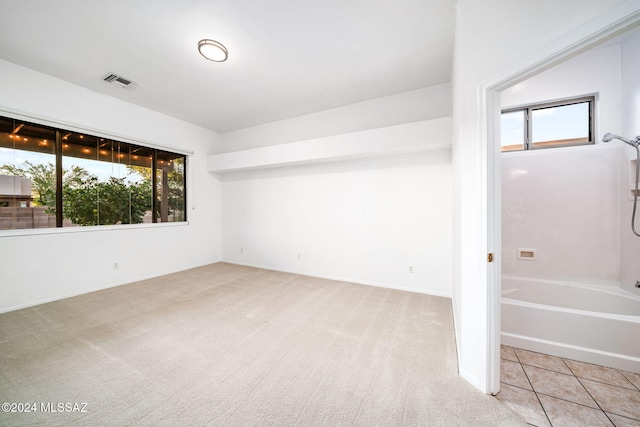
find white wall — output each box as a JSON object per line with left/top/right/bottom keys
{"left": 0, "top": 59, "right": 223, "bottom": 313}
{"left": 453, "top": 0, "right": 636, "bottom": 392}
{"left": 219, "top": 84, "right": 451, "bottom": 152}
{"left": 221, "top": 151, "right": 452, "bottom": 297}
{"left": 216, "top": 81, "right": 453, "bottom": 296}
{"left": 620, "top": 28, "right": 640, "bottom": 292}
{"left": 500, "top": 44, "right": 624, "bottom": 285}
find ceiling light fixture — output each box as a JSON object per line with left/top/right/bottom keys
{"left": 198, "top": 39, "right": 228, "bottom": 62}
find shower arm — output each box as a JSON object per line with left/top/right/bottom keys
{"left": 602, "top": 132, "right": 640, "bottom": 147}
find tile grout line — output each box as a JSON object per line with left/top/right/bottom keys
{"left": 558, "top": 357, "right": 605, "bottom": 412}
{"left": 608, "top": 413, "right": 640, "bottom": 423}
{"left": 500, "top": 375, "right": 621, "bottom": 417}
{"left": 504, "top": 346, "right": 640, "bottom": 426}
{"left": 573, "top": 375, "right": 639, "bottom": 391}
{"left": 573, "top": 376, "right": 618, "bottom": 426}
{"left": 529, "top": 360, "right": 640, "bottom": 394}
{"left": 612, "top": 366, "right": 640, "bottom": 422}
{"left": 533, "top": 389, "right": 609, "bottom": 412}
{"left": 577, "top": 375, "right": 640, "bottom": 423}
{"left": 563, "top": 355, "right": 639, "bottom": 391}
{"left": 514, "top": 348, "right": 640, "bottom": 394}
{"left": 512, "top": 350, "right": 553, "bottom": 427}
{"left": 617, "top": 370, "right": 640, "bottom": 392}
{"left": 562, "top": 356, "right": 640, "bottom": 423}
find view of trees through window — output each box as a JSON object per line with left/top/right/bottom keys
{"left": 0, "top": 116, "right": 186, "bottom": 230}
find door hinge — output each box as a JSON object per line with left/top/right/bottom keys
{"left": 487, "top": 253, "right": 494, "bottom": 263}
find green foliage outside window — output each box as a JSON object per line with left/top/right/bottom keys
{"left": 0, "top": 162, "right": 151, "bottom": 225}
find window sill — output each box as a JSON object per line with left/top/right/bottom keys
{"left": 0, "top": 221, "right": 189, "bottom": 238}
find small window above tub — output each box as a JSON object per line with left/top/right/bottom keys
{"left": 501, "top": 95, "right": 595, "bottom": 152}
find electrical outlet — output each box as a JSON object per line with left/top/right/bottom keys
{"left": 113, "top": 262, "right": 120, "bottom": 270}
{"left": 297, "top": 253, "right": 301, "bottom": 261}
{"left": 240, "top": 247, "right": 244, "bottom": 254}
{"left": 408, "top": 265, "right": 414, "bottom": 274}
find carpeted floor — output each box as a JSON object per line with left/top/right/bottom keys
{"left": 0, "top": 262, "right": 524, "bottom": 426}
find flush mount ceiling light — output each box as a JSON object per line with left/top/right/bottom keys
{"left": 198, "top": 39, "right": 228, "bottom": 62}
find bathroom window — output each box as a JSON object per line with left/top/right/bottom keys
{"left": 501, "top": 96, "right": 595, "bottom": 152}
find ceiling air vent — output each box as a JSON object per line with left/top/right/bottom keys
{"left": 101, "top": 73, "right": 138, "bottom": 90}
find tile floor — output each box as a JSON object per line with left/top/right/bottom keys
{"left": 496, "top": 345, "right": 640, "bottom": 427}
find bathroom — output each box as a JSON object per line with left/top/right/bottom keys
{"left": 499, "top": 26, "right": 640, "bottom": 373}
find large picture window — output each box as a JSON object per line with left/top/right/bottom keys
{"left": 501, "top": 96, "right": 595, "bottom": 152}
{"left": 0, "top": 115, "right": 186, "bottom": 230}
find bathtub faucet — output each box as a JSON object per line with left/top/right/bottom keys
{"left": 636, "top": 281, "right": 640, "bottom": 288}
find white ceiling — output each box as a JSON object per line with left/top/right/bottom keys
{"left": 0, "top": 0, "right": 455, "bottom": 133}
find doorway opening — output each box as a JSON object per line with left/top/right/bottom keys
{"left": 485, "top": 10, "right": 640, "bottom": 396}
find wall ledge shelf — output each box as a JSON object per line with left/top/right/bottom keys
{"left": 207, "top": 117, "right": 452, "bottom": 173}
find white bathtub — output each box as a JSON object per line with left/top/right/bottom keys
{"left": 501, "top": 276, "right": 640, "bottom": 372}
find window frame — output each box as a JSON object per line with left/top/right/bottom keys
{"left": 0, "top": 111, "right": 191, "bottom": 234}
{"left": 501, "top": 95, "right": 596, "bottom": 152}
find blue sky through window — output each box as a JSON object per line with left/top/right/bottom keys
{"left": 501, "top": 101, "right": 590, "bottom": 149}
{"left": 501, "top": 111, "right": 524, "bottom": 148}
{"left": 532, "top": 103, "right": 588, "bottom": 143}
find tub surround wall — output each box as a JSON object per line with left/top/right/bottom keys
{"left": 621, "top": 28, "right": 640, "bottom": 293}
{"left": 502, "top": 145, "right": 621, "bottom": 286}
{"left": 501, "top": 36, "right": 640, "bottom": 289}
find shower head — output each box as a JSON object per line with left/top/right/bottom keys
{"left": 602, "top": 133, "right": 629, "bottom": 143}
{"left": 602, "top": 133, "right": 640, "bottom": 147}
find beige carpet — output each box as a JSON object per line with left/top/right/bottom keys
{"left": 0, "top": 263, "right": 524, "bottom": 426}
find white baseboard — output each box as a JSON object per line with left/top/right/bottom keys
{"left": 0, "top": 259, "right": 221, "bottom": 314}
{"left": 221, "top": 260, "right": 452, "bottom": 299}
